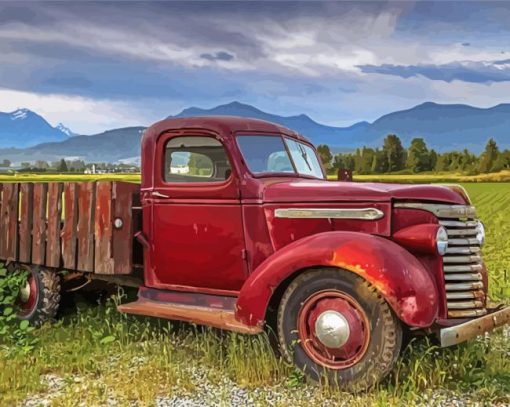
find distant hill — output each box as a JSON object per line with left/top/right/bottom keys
{"left": 172, "top": 101, "right": 510, "bottom": 151}
{"left": 0, "top": 101, "right": 509, "bottom": 164}
{"left": 0, "top": 109, "right": 70, "bottom": 148}
{"left": 171, "top": 101, "right": 371, "bottom": 147}
{"left": 349, "top": 102, "right": 510, "bottom": 152}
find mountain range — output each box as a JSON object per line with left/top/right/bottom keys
{"left": 0, "top": 109, "right": 70, "bottom": 148}
{"left": 0, "top": 101, "right": 509, "bottom": 164}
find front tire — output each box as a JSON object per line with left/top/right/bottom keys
{"left": 17, "top": 266, "right": 61, "bottom": 327}
{"left": 277, "top": 268, "right": 402, "bottom": 391}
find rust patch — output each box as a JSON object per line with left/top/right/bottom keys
{"left": 118, "top": 299, "right": 262, "bottom": 335}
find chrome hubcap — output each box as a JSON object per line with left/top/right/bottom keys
{"left": 19, "top": 281, "right": 31, "bottom": 303}
{"left": 314, "top": 310, "right": 350, "bottom": 348}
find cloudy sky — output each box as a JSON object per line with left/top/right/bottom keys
{"left": 1, "top": 1, "right": 510, "bottom": 134}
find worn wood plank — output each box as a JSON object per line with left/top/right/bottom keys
{"left": 45, "top": 183, "right": 63, "bottom": 268}
{"left": 94, "top": 182, "right": 114, "bottom": 274}
{"left": 77, "top": 182, "right": 95, "bottom": 272}
{"left": 19, "top": 183, "right": 34, "bottom": 263}
{"left": 1, "top": 183, "right": 20, "bottom": 261}
{"left": 61, "top": 183, "right": 78, "bottom": 270}
{"left": 0, "top": 183, "right": 6, "bottom": 259}
{"left": 32, "top": 183, "right": 48, "bottom": 265}
{"left": 112, "top": 182, "right": 138, "bottom": 274}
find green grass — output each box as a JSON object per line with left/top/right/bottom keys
{"left": 0, "top": 173, "right": 140, "bottom": 183}
{"left": 0, "top": 180, "right": 509, "bottom": 406}
{"left": 328, "top": 170, "right": 510, "bottom": 183}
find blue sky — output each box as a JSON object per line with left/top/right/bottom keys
{"left": 1, "top": 1, "right": 510, "bottom": 134}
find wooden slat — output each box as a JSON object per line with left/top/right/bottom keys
{"left": 45, "top": 183, "right": 63, "bottom": 268}
{"left": 112, "top": 182, "right": 138, "bottom": 274}
{"left": 0, "top": 183, "right": 19, "bottom": 261}
{"left": 32, "top": 183, "right": 48, "bottom": 265}
{"left": 94, "top": 182, "right": 114, "bottom": 274}
{"left": 0, "top": 183, "right": 6, "bottom": 259}
{"left": 77, "top": 182, "right": 95, "bottom": 272}
{"left": 61, "top": 183, "right": 78, "bottom": 270}
{"left": 19, "top": 183, "right": 34, "bottom": 263}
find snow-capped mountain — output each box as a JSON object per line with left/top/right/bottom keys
{"left": 0, "top": 108, "right": 70, "bottom": 148}
{"left": 0, "top": 101, "right": 509, "bottom": 164}
{"left": 56, "top": 123, "right": 77, "bottom": 137}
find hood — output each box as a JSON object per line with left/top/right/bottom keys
{"left": 260, "top": 179, "right": 467, "bottom": 205}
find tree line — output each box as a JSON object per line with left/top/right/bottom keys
{"left": 317, "top": 136, "right": 509, "bottom": 175}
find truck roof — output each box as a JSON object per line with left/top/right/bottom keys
{"left": 142, "top": 115, "right": 312, "bottom": 145}
{"left": 141, "top": 116, "right": 315, "bottom": 189}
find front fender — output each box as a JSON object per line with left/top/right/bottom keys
{"left": 236, "top": 231, "right": 439, "bottom": 328}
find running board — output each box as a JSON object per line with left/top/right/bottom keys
{"left": 118, "top": 288, "right": 262, "bottom": 335}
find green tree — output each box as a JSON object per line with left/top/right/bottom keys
{"left": 359, "top": 147, "right": 375, "bottom": 174}
{"left": 57, "top": 159, "right": 68, "bottom": 172}
{"left": 370, "top": 149, "right": 388, "bottom": 173}
{"left": 0, "top": 159, "right": 11, "bottom": 168}
{"left": 429, "top": 149, "right": 438, "bottom": 171}
{"left": 34, "top": 160, "right": 49, "bottom": 170}
{"left": 317, "top": 145, "right": 333, "bottom": 170}
{"left": 479, "top": 138, "right": 499, "bottom": 173}
{"left": 382, "top": 134, "right": 405, "bottom": 172}
{"left": 334, "top": 153, "right": 355, "bottom": 171}
{"left": 406, "top": 138, "right": 431, "bottom": 172}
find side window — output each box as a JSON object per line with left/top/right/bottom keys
{"left": 164, "top": 136, "right": 232, "bottom": 183}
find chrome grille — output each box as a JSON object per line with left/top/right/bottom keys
{"left": 439, "top": 218, "right": 487, "bottom": 318}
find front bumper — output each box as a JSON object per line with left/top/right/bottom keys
{"left": 440, "top": 305, "right": 510, "bottom": 347}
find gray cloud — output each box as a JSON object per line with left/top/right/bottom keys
{"left": 359, "top": 59, "right": 510, "bottom": 83}
{"left": 200, "top": 51, "right": 234, "bottom": 62}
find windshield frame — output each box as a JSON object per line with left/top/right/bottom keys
{"left": 235, "top": 132, "right": 326, "bottom": 180}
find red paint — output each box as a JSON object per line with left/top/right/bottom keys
{"left": 130, "top": 116, "right": 478, "bottom": 331}
{"left": 18, "top": 274, "right": 37, "bottom": 316}
{"left": 298, "top": 290, "right": 370, "bottom": 369}
{"left": 393, "top": 224, "right": 442, "bottom": 255}
{"left": 236, "top": 231, "right": 439, "bottom": 328}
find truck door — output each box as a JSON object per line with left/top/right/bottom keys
{"left": 147, "top": 133, "right": 247, "bottom": 292}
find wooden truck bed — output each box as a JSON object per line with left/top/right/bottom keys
{"left": 0, "top": 181, "right": 140, "bottom": 275}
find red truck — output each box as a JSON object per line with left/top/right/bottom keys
{"left": 2, "top": 116, "right": 509, "bottom": 389}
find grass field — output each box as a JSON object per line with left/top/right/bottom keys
{"left": 0, "top": 180, "right": 509, "bottom": 406}
{"left": 328, "top": 170, "right": 510, "bottom": 183}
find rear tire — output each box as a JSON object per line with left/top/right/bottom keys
{"left": 277, "top": 268, "right": 402, "bottom": 391}
{"left": 17, "top": 266, "right": 61, "bottom": 327}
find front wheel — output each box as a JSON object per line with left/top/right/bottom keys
{"left": 277, "top": 268, "right": 402, "bottom": 391}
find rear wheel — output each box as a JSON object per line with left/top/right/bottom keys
{"left": 17, "top": 265, "right": 61, "bottom": 327}
{"left": 277, "top": 268, "right": 402, "bottom": 390}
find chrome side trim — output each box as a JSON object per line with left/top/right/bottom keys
{"left": 274, "top": 208, "right": 384, "bottom": 220}
{"left": 394, "top": 203, "right": 476, "bottom": 219}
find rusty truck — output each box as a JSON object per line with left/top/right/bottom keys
{"left": 2, "top": 116, "right": 509, "bottom": 389}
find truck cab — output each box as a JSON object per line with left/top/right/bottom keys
{"left": 5, "top": 116, "right": 509, "bottom": 390}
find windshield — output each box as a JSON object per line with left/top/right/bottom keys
{"left": 236, "top": 135, "right": 325, "bottom": 179}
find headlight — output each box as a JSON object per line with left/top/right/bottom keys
{"left": 476, "top": 221, "right": 485, "bottom": 246}
{"left": 436, "top": 226, "right": 448, "bottom": 255}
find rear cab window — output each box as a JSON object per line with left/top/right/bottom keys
{"left": 164, "top": 136, "right": 232, "bottom": 183}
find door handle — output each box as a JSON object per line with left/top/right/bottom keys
{"left": 151, "top": 191, "right": 170, "bottom": 199}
